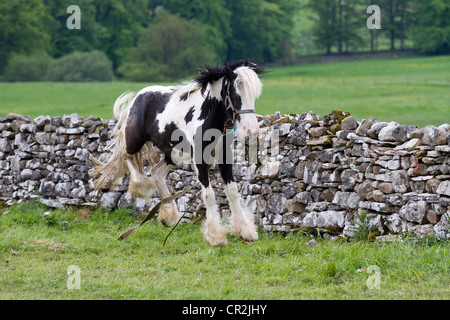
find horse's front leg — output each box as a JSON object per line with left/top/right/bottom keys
{"left": 197, "top": 163, "right": 228, "bottom": 246}
{"left": 220, "top": 164, "right": 258, "bottom": 242}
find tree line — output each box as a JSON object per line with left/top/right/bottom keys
{"left": 308, "top": 0, "right": 450, "bottom": 56}
{"left": 0, "top": 0, "right": 449, "bottom": 82}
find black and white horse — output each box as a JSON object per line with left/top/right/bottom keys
{"left": 92, "top": 60, "right": 264, "bottom": 246}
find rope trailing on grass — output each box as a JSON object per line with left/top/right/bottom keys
{"left": 117, "top": 186, "right": 193, "bottom": 241}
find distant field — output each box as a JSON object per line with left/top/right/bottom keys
{"left": 262, "top": 55, "right": 450, "bottom": 127}
{"left": 0, "top": 55, "right": 449, "bottom": 127}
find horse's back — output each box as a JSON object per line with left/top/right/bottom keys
{"left": 125, "top": 86, "right": 175, "bottom": 155}
{"left": 124, "top": 83, "right": 207, "bottom": 159}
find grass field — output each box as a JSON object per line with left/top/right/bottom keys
{"left": 0, "top": 55, "right": 449, "bottom": 127}
{"left": 1, "top": 200, "right": 449, "bottom": 300}
{"left": 263, "top": 55, "right": 450, "bottom": 127}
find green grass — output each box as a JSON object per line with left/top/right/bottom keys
{"left": 0, "top": 82, "right": 146, "bottom": 120}
{"left": 1, "top": 200, "right": 449, "bottom": 299}
{"left": 0, "top": 55, "right": 449, "bottom": 127}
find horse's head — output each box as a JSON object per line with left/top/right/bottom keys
{"left": 196, "top": 60, "right": 264, "bottom": 139}
{"left": 222, "top": 61, "right": 264, "bottom": 139}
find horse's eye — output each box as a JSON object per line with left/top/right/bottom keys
{"left": 234, "top": 94, "right": 241, "bottom": 101}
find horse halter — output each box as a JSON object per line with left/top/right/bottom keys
{"left": 223, "top": 80, "right": 255, "bottom": 130}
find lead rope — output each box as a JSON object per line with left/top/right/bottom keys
{"left": 118, "top": 186, "right": 193, "bottom": 241}
{"left": 162, "top": 187, "right": 202, "bottom": 246}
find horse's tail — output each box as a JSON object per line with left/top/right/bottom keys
{"left": 113, "top": 91, "right": 134, "bottom": 123}
{"left": 91, "top": 92, "right": 157, "bottom": 194}
{"left": 90, "top": 91, "right": 136, "bottom": 192}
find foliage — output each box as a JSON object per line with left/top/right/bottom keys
{"left": 440, "top": 212, "right": 450, "bottom": 239}
{"left": 1, "top": 0, "right": 449, "bottom": 82}
{"left": 0, "top": 0, "right": 51, "bottom": 73}
{"left": 308, "top": 0, "right": 337, "bottom": 54}
{"left": 93, "top": 0, "right": 149, "bottom": 69}
{"left": 350, "top": 212, "right": 376, "bottom": 241}
{"left": 3, "top": 54, "right": 53, "bottom": 82}
{"left": 227, "top": 0, "right": 299, "bottom": 63}
{"left": 118, "top": 11, "right": 216, "bottom": 82}
{"left": 44, "top": 0, "right": 104, "bottom": 58}
{"left": 412, "top": 0, "right": 450, "bottom": 53}
{"left": 152, "top": 0, "right": 231, "bottom": 63}
{"left": 43, "top": 0, "right": 149, "bottom": 69}
{"left": 308, "top": 0, "right": 408, "bottom": 54}
{"left": 305, "top": 0, "right": 449, "bottom": 55}
{"left": 45, "top": 51, "right": 114, "bottom": 82}
{"left": 0, "top": 0, "right": 300, "bottom": 81}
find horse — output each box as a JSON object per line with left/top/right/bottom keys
{"left": 91, "top": 60, "right": 264, "bottom": 246}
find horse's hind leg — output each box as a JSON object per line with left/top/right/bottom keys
{"left": 152, "top": 159, "right": 181, "bottom": 227}
{"left": 126, "top": 158, "right": 156, "bottom": 201}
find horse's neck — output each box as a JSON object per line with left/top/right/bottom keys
{"left": 209, "top": 77, "right": 225, "bottom": 102}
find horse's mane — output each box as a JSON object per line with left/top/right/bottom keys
{"left": 194, "top": 60, "right": 265, "bottom": 88}
{"left": 171, "top": 61, "right": 264, "bottom": 102}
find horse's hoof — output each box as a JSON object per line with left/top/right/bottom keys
{"left": 231, "top": 224, "right": 258, "bottom": 242}
{"left": 206, "top": 238, "right": 228, "bottom": 247}
{"left": 159, "top": 218, "right": 170, "bottom": 228}
{"left": 201, "top": 227, "right": 228, "bottom": 247}
{"left": 158, "top": 216, "right": 179, "bottom": 227}
{"left": 158, "top": 204, "right": 181, "bottom": 227}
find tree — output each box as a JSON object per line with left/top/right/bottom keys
{"left": 308, "top": 0, "right": 337, "bottom": 54}
{"left": 396, "top": 0, "right": 416, "bottom": 50}
{"left": 365, "top": 0, "right": 382, "bottom": 53}
{"left": 118, "top": 11, "right": 216, "bottom": 81}
{"left": 94, "top": 0, "right": 150, "bottom": 70}
{"left": 45, "top": 51, "right": 114, "bottom": 81}
{"left": 412, "top": 0, "right": 450, "bottom": 53}
{"left": 0, "top": 0, "right": 51, "bottom": 73}
{"left": 308, "top": 0, "right": 365, "bottom": 55}
{"left": 43, "top": 0, "right": 105, "bottom": 58}
{"left": 376, "top": 0, "right": 417, "bottom": 51}
{"left": 290, "top": 0, "right": 321, "bottom": 57}
{"left": 43, "top": 0, "right": 150, "bottom": 70}
{"left": 336, "top": 0, "right": 365, "bottom": 54}
{"left": 3, "top": 53, "right": 53, "bottom": 81}
{"left": 379, "top": 0, "right": 398, "bottom": 50}
{"left": 227, "top": 0, "right": 299, "bottom": 63}
{"left": 150, "top": 0, "right": 231, "bottom": 62}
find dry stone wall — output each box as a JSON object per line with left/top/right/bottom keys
{"left": 1, "top": 111, "right": 449, "bottom": 240}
